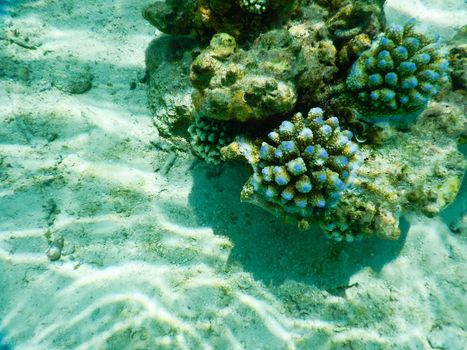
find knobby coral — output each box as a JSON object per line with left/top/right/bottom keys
{"left": 188, "top": 115, "right": 233, "bottom": 164}
{"left": 346, "top": 20, "right": 450, "bottom": 122}
{"left": 241, "top": 108, "right": 360, "bottom": 229}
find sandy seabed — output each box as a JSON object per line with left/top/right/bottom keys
{"left": 0, "top": 1, "right": 466, "bottom": 349}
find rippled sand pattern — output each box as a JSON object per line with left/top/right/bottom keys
{"left": 0, "top": 1, "right": 466, "bottom": 349}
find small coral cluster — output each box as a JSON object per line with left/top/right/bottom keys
{"left": 242, "top": 108, "right": 360, "bottom": 228}
{"left": 239, "top": 0, "right": 268, "bottom": 14}
{"left": 346, "top": 21, "right": 450, "bottom": 121}
{"left": 188, "top": 115, "right": 233, "bottom": 164}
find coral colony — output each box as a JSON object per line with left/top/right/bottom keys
{"left": 144, "top": 1, "right": 465, "bottom": 241}
{"left": 188, "top": 115, "right": 234, "bottom": 165}
{"left": 243, "top": 108, "right": 360, "bottom": 230}
{"left": 346, "top": 21, "right": 450, "bottom": 122}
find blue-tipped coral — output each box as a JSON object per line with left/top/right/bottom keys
{"left": 346, "top": 20, "right": 450, "bottom": 122}
{"left": 188, "top": 115, "right": 233, "bottom": 164}
{"left": 241, "top": 108, "right": 360, "bottom": 229}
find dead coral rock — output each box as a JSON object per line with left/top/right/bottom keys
{"left": 190, "top": 26, "right": 340, "bottom": 121}
{"left": 146, "top": 35, "right": 197, "bottom": 138}
{"left": 321, "top": 192, "right": 401, "bottom": 241}
{"left": 143, "top": 0, "right": 197, "bottom": 36}
{"left": 337, "top": 32, "right": 371, "bottom": 68}
{"left": 326, "top": 0, "right": 385, "bottom": 41}
{"left": 190, "top": 32, "right": 298, "bottom": 122}
{"left": 296, "top": 36, "right": 338, "bottom": 106}
{"left": 449, "top": 44, "right": 467, "bottom": 91}
{"left": 51, "top": 64, "right": 93, "bottom": 94}
{"left": 323, "top": 0, "right": 385, "bottom": 67}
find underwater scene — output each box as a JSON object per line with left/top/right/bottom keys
{"left": 0, "top": 0, "right": 466, "bottom": 349}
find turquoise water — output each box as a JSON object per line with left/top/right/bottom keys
{"left": 0, "top": 1, "right": 466, "bottom": 349}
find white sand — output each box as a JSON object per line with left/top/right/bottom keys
{"left": 385, "top": 0, "right": 467, "bottom": 39}
{"left": 0, "top": 1, "right": 466, "bottom": 349}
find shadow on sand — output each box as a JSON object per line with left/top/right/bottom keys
{"left": 188, "top": 160, "right": 409, "bottom": 295}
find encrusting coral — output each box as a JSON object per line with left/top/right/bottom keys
{"left": 346, "top": 20, "right": 450, "bottom": 122}
{"left": 239, "top": 107, "right": 360, "bottom": 229}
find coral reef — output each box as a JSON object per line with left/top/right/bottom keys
{"left": 188, "top": 115, "right": 234, "bottom": 164}
{"left": 346, "top": 21, "right": 450, "bottom": 122}
{"left": 144, "top": 0, "right": 465, "bottom": 241}
{"left": 321, "top": 102, "right": 466, "bottom": 241}
{"left": 143, "top": 0, "right": 298, "bottom": 41}
{"left": 237, "top": 108, "right": 360, "bottom": 229}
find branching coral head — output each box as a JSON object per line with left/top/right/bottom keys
{"left": 346, "top": 20, "right": 450, "bottom": 123}
{"left": 241, "top": 107, "right": 361, "bottom": 228}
